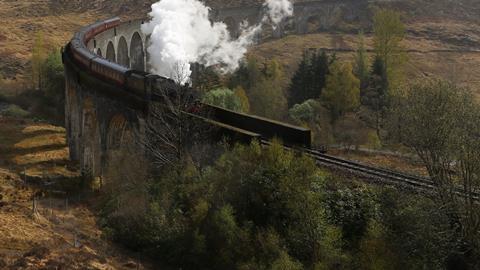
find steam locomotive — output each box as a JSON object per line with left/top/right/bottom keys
{"left": 64, "top": 17, "right": 312, "bottom": 148}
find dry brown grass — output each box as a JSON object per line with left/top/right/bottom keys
{"left": 22, "top": 124, "right": 65, "bottom": 134}
{"left": 0, "top": 0, "right": 137, "bottom": 84}
{"left": 329, "top": 148, "right": 428, "bottom": 177}
{"left": 13, "top": 148, "right": 69, "bottom": 166}
{"left": 14, "top": 133, "right": 65, "bottom": 150}
{"left": 0, "top": 116, "right": 157, "bottom": 269}
{"left": 250, "top": 25, "right": 480, "bottom": 95}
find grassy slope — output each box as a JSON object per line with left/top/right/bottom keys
{"left": 0, "top": 116, "right": 158, "bottom": 269}
{"left": 250, "top": 19, "right": 480, "bottom": 96}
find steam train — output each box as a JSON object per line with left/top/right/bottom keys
{"left": 64, "top": 17, "right": 312, "bottom": 148}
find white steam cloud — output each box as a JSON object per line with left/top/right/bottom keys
{"left": 141, "top": 0, "right": 293, "bottom": 84}
{"left": 264, "top": 0, "right": 293, "bottom": 27}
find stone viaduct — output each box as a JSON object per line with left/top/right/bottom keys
{"left": 64, "top": 0, "right": 367, "bottom": 178}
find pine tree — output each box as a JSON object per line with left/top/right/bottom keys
{"left": 288, "top": 50, "right": 331, "bottom": 108}
{"left": 354, "top": 31, "right": 369, "bottom": 93}
{"left": 288, "top": 52, "right": 310, "bottom": 107}
{"left": 363, "top": 56, "right": 389, "bottom": 135}
{"left": 311, "top": 50, "right": 330, "bottom": 99}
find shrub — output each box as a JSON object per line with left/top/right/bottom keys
{"left": 1, "top": 104, "right": 29, "bottom": 118}
{"left": 203, "top": 87, "right": 243, "bottom": 112}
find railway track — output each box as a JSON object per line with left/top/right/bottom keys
{"left": 260, "top": 140, "right": 480, "bottom": 200}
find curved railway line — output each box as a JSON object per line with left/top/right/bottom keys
{"left": 261, "top": 140, "right": 480, "bottom": 201}
{"left": 65, "top": 17, "right": 479, "bottom": 203}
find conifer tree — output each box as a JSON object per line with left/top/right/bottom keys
{"left": 363, "top": 56, "right": 389, "bottom": 135}
{"left": 311, "top": 50, "right": 330, "bottom": 99}
{"left": 288, "top": 52, "right": 310, "bottom": 107}
{"left": 288, "top": 50, "right": 331, "bottom": 108}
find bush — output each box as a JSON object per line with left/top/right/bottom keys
{"left": 102, "top": 141, "right": 346, "bottom": 269}
{"left": 289, "top": 99, "right": 320, "bottom": 123}
{"left": 1, "top": 104, "right": 30, "bottom": 118}
{"left": 101, "top": 140, "right": 473, "bottom": 270}
{"left": 203, "top": 87, "right": 243, "bottom": 112}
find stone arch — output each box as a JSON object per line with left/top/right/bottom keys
{"left": 102, "top": 113, "right": 138, "bottom": 187}
{"left": 81, "top": 98, "right": 102, "bottom": 177}
{"left": 223, "top": 17, "right": 238, "bottom": 38}
{"left": 107, "top": 114, "right": 133, "bottom": 151}
{"left": 306, "top": 14, "right": 322, "bottom": 33}
{"left": 106, "top": 41, "right": 115, "bottom": 62}
{"left": 97, "top": 48, "right": 102, "bottom": 57}
{"left": 117, "top": 36, "right": 130, "bottom": 68}
{"left": 130, "top": 32, "right": 145, "bottom": 71}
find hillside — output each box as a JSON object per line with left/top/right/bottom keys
{"left": 0, "top": 116, "right": 159, "bottom": 269}
{"left": 1, "top": 0, "right": 480, "bottom": 91}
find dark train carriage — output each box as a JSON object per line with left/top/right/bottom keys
{"left": 91, "top": 57, "right": 128, "bottom": 86}
{"left": 204, "top": 104, "right": 311, "bottom": 147}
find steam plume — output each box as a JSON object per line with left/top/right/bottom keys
{"left": 141, "top": 0, "right": 293, "bottom": 84}
{"left": 264, "top": 0, "right": 293, "bottom": 27}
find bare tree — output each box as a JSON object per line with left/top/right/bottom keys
{"left": 388, "top": 79, "right": 480, "bottom": 257}
{"left": 142, "top": 67, "right": 218, "bottom": 171}
{"left": 170, "top": 61, "right": 191, "bottom": 85}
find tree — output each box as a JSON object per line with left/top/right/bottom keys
{"left": 43, "top": 50, "right": 65, "bottom": 120}
{"left": 388, "top": 79, "right": 480, "bottom": 266}
{"left": 288, "top": 52, "right": 311, "bottom": 107}
{"left": 228, "top": 56, "right": 286, "bottom": 119}
{"left": 288, "top": 50, "right": 331, "bottom": 107}
{"left": 32, "top": 31, "right": 46, "bottom": 90}
{"left": 362, "top": 56, "right": 389, "bottom": 136}
{"left": 193, "top": 65, "right": 221, "bottom": 93}
{"left": 228, "top": 56, "right": 262, "bottom": 92}
{"left": 143, "top": 81, "right": 213, "bottom": 169}
{"left": 310, "top": 50, "right": 330, "bottom": 100}
{"left": 249, "top": 59, "right": 288, "bottom": 119}
{"left": 202, "top": 87, "right": 243, "bottom": 112}
{"left": 321, "top": 62, "right": 360, "bottom": 122}
{"left": 206, "top": 141, "right": 345, "bottom": 267}
{"left": 373, "top": 9, "right": 407, "bottom": 92}
{"left": 233, "top": 86, "right": 250, "bottom": 113}
{"left": 354, "top": 31, "right": 370, "bottom": 92}
{"left": 289, "top": 99, "right": 320, "bottom": 123}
